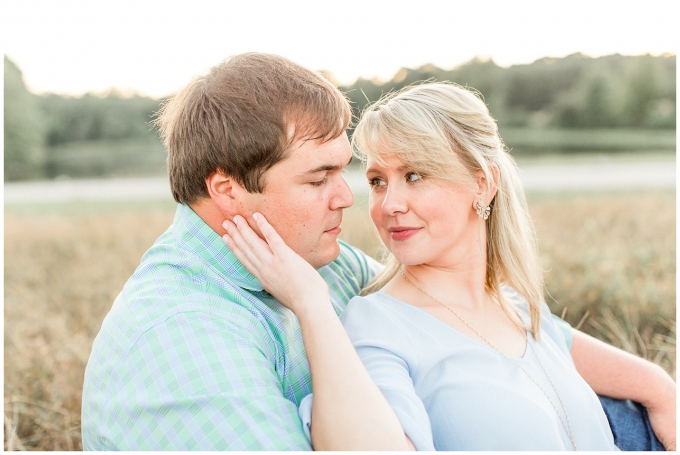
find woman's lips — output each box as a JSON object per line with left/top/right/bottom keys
{"left": 389, "top": 227, "right": 420, "bottom": 241}
{"left": 325, "top": 226, "right": 342, "bottom": 235}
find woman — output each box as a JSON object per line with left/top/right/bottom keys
{"left": 222, "top": 82, "right": 675, "bottom": 450}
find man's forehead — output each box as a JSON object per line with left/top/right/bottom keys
{"left": 299, "top": 155, "right": 353, "bottom": 175}
{"left": 287, "top": 134, "right": 351, "bottom": 170}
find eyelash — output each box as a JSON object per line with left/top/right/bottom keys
{"left": 369, "top": 172, "right": 424, "bottom": 188}
{"left": 310, "top": 177, "right": 328, "bottom": 187}
{"left": 406, "top": 172, "right": 423, "bottom": 182}
{"left": 369, "top": 178, "right": 385, "bottom": 188}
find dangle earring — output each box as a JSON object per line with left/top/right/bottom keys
{"left": 476, "top": 201, "right": 491, "bottom": 220}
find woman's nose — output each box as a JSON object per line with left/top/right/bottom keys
{"left": 381, "top": 183, "right": 408, "bottom": 215}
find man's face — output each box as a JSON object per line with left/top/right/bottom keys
{"left": 234, "top": 132, "right": 354, "bottom": 268}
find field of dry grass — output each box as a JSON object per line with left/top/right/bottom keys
{"left": 4, "top": 190, "right": 675, "bottom": 450}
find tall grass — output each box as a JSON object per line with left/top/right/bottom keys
{"left": 4, "top": 190, "right": 675, "bottom": 450}
{"left": 531, "top": 191, "right": 676, "bottom": 374}
{"left": 4, "top": 203, "right": 175, "bottom": 450}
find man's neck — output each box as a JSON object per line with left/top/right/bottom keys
{"left": 189, "top": 198, "right": 228, "bottom": 237}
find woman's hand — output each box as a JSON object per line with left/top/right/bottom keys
{"left": 222, "top": 213, "right": 330, "bottom": 315}
{"left": 570, "top": 329, "right": 676, "bottom": 450}
{"left": 224, "top": 213, "right": 415, "bottom": 451}
{"left": 646, "top": 384, "right": 676, "bottom": 450}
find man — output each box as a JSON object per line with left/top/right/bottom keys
{"left": 82, "top": 53, "right": 376, "bottom": 450}
{"left": 82, "top": 53, "right": 673, "bottom": 450}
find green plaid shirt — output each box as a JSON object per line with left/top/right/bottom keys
{"left": 82, "top": 203, "right": 380, "bottom": 450}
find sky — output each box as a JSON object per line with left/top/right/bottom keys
{"left": 2, "top": 0, "right": 678, "bottom": 99}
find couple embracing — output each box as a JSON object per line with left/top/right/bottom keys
{"left": 82, "top": 53, "right": 675, "bottom": 451}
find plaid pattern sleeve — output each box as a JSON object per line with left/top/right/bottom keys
{"left": 83, "top": 305, "right": 311, "bottom": 450}
{"left": 82, "top": 204, "right": 380, "bottom": 450}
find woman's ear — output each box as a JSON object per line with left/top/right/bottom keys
{"left": 473, "top": 164, "right": 500, "bottom": 208}
{"left": 486, "top": 163, "right": 499, "bottom": 206}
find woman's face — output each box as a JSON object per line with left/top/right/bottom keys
{"left": 366, "top": 153, "right": 486, "bottom": 268}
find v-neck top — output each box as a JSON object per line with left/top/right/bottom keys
{"left": 322, "top": 288, "right": 617, "bottom": 451}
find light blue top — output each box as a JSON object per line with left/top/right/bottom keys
{"left": 299, "top": 288, "right": 618, "bottom": 451}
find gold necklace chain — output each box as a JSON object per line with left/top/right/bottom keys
{"left": 400, "top": 270, "right": 578, "bottom": 451}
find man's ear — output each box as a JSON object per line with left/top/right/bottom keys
{"left": 474, "top": 164, "right": 500, "bottom": 207}
{"left": 205, "top": 170, "right": 239, "bottom": 216}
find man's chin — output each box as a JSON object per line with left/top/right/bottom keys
{"left": 308, "top": 241, "right": 341, "bottom": 269}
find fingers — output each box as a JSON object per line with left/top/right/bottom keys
{"left": 222, "top": 216, "right": 270, "bottom": 271}
{"left": 221, "top": 213, "right": 293, "bottom": 275}
{"left": 252, "top": 212, "right": 288, "bottom": 252}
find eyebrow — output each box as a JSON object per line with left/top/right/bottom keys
{"left": 366, "top": 163, "right": 409, "bottom": 174}
{"left": 303, "top": 155, "right": 353, "bottom": 174}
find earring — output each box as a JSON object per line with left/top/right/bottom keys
{"left": 476, "top": 201, "right": 491, "bottom": 220}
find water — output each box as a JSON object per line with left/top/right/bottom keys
{"left": 4, "top": 160, "right": 675, "bottom": 204}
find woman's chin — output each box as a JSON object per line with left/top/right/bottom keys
{"left": 390, "top": 251, "right": 428, "bottom": 266}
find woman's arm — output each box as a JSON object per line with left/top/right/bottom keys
{"left": 223, "top": 214, "right": 414, "bottom": 451}
{"left": 300, "top": 306, "right": 417, "bottom": 451}
{"left": 570, "top": 329, "right": 676, "bottom": 450}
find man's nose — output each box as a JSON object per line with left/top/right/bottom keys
{"left": 331, "top": 174, "right": 354, "bottom": 210}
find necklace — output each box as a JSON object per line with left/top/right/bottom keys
{"left": 400, "top": 270, "right": 579, "bottom": 451}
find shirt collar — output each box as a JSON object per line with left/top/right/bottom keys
{"left": 172, "top": 203, "right": 264, "bottom": 292}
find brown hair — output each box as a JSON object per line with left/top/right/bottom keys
{"left": 154, "top": 53, "right": 352, "bottom": 204}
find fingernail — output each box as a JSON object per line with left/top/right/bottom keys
{"left": 222, "top": 220, "right": 230, "bottom": 229}
{"left": 253, "top": 213, "right": 260, "bottom": 222}
{"left": 233, "top": 216, "right": 239, "bottom": 226}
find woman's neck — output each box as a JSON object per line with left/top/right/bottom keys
{"left": 399, "top": 262, "right": 489, "bottom": 311}
{"left": 381, "top": 215, "right": 492, "bottom": 310}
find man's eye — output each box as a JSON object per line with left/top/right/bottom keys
{"left": 310, "top": 178, "right": 327, "bottom": 187}
{"left": 368, "top": 178, "right": 386, "bottom": 188}
{"left": 406, "top": 172, "right": 423, "bottom": 182}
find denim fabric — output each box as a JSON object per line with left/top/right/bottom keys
{"left": 599, "top": 396, "right": 665, "bottom": 451}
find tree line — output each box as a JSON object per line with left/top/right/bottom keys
{"left": 4, "top": 53, "right": 676, "bottom": 181}
{"left": 339, "top": 53, "right": 675, "bottom": 131}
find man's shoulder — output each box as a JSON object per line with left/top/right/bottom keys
{"left": 132, "top": 234, "right": 269, "bottom": 317}
{"left": 318, "top": 240, "right": 382, "bottom": 302}
{"left": 82, "top": 224, "right": 324, "bottom": 450}
{"left": 327, "top": 240, "right": 381, "bottom": 277}
{"left": 82, "top": 235, "right": 283, "bottom": 449}
{"left": 90, "top": 229, "right": 276, "bottom": 366}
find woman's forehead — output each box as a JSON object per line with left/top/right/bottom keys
{"left": 365, "top": 152, "right": 406, "bottom": 171}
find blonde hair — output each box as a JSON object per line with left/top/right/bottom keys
{"left": 352, "top": 82, "right": 544, "bottom": 338}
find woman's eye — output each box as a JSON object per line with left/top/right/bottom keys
{"left": 406, "top": 172, "right": 422, "bottom": 182}
{"left": 369, "top": 178, "right": 386, "bottom": 188}
{"left": 310, "top": 178, "right": 327, "bottom": 187}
